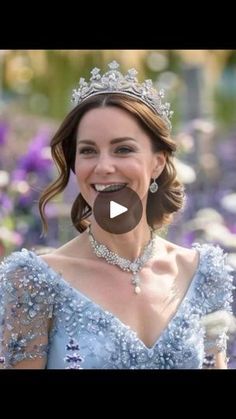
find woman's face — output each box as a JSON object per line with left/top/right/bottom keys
{"left": 75, "top": 106, "right": 166, "bottom": 207}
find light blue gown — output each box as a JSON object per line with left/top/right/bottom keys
{"left": 0, "top": 244, "right": 234, "bottom": 369}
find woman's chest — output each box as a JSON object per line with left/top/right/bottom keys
{"left": 56, "top": 261, "right": 194, "bottom": 349}
{"left": 50, "top": 292, "right": 204, "bottom": 369}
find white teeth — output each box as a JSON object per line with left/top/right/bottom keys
{"left": 93, "top": 183, "right": 126, "bottom": 192}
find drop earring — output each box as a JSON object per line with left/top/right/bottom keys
{"left": 149, "top": 177, "right": 158, "bottom": 193}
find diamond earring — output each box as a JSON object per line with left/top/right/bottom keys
{"left": 149, "top": 177, "right": 158, "bottom": 193}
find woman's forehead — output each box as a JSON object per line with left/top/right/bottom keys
{"left": 77, "top": 106, "right": 145, "bottom": 137}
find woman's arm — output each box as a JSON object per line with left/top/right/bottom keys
{"left": 0, "top": 250, "right": 54, "bottom": 369}
{"left": 215, "top": 351, "right": 228, "bottom": 369}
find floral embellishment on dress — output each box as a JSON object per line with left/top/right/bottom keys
{"left": 64, "top": 338, "right": 84, "bottom": 369}
{"left": 0, "top": 356, "right": 5, "bottom": 366}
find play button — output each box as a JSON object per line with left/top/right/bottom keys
{"left": 110, "top": 201, "right": 127, "bottom": 218}
{"left": 93, "top": 186, "right": 143, "bottom": 234}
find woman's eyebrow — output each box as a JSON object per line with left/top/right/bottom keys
{"left": 77, "top": 137, "right": 137, "bottom": 145}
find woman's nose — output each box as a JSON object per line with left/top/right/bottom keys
{"left": 94, "top": 154, "right": 116, "bottom": 174}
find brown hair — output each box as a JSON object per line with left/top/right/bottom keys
{"left": 39, "top": 93, "right": 185, "bottom": 234}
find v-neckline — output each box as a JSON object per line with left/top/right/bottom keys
{"left": 33, "top": 246, "right": 202, "bottom": 351}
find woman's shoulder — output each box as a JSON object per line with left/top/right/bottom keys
{"left": 159, "top": 236, "right": 232, "bottom": 272}
{"left": 0, "top": 248, "right": 37, "bottom": 276}
{"left": 0, "top": 248, "right": 59, "bottom": 293}
{"left": 164, "top": 239, "right": 234, "bottom": 316}
{"left": 39, "top": 234, "right": 91, "bottom": 273}
{"left": 189, "top": 242, "right": 234, "bottom": 312}
{"left": 1, "top": 247, "right": 48, "bottom": 271}
{"left": 39, "top": 252, "right": 77, "bottom": 278}
{"left": 190, "top": 241, "right": 234, "bottom": 280}
{"left": 156, "top": 236, "right": 199, "bottom": 273}
{"left": 158, "top": 238, "right": 234, "bottom": 287}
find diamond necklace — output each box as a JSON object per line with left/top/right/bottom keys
{"left": 87, "top": 224, "right": 156, "bottom": 294}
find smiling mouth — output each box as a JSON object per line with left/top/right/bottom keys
{"left": 91, "top": 184, "right": 128, "bottom": 193}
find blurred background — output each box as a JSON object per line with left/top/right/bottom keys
{"left": 0, "top": 50, "right": 236, "bottom": 365}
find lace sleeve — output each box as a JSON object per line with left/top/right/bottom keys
{"left": 0, "top": 249, "right": 55, "bottom": 368}
{"left": 195, "top": 244, "right": 235, "bottom": 362}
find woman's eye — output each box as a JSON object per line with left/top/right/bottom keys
{"left": 78, "top": 148, "right": 96, "bottom": 154}
{"left": 78, "top": 147, "right": 133, "bottom": 155}
{"left": 116, "top": 147, "right": 133, "bottom": 154}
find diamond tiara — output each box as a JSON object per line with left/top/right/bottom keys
{"left": 71, "top": 60, "right": 173, "bottom": 131}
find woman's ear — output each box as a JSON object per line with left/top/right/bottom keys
{"left": 152, "top": 151, "right": 166, "bottom": 178}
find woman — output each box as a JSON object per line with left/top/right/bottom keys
{"left": 0, "top": 61, "right": 234, "bottom": 369}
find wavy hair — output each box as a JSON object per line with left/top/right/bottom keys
{"left": 39, "top": 93, "right": 185, "bottom": 234}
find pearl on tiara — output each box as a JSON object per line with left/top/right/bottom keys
{"left": 71, "top": 60, "right": 173, "bottom": 131}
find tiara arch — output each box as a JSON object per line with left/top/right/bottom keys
{"left": 71, "top": 60, "right": 173, "bottom": 131}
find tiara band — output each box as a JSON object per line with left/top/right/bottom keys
{"left": 71, "top": 61, "right": 173, "bottom": 131}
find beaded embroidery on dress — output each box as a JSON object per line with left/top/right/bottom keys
{"left": 0, "top": 243, "right": 234, "bottom": 369}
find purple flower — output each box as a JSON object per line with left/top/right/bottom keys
{"left": 0, "top": 192, "right": 13, "bottom": 216}
{"left": 227, "top": 337, "right": 236, "bottom": 369}
{"left": 17, "top": 129, "right": 52, "bottom": 175}
{"left": 217, "top": 140, "right": 236, "bottom": 163}
{"left": 228, "top": 224, "right": 236, "bottom": 234}
{"left": 181, "top": 232, "right": 196, "bottom": 247}
{"left": 17, "top": 194, "right": 33, "bottom": 208}
{"left": 11, "top": 169, "right": 28, "bottom": 182}
{"left": 0, "top": 121, "right": 9, "bottom": 146}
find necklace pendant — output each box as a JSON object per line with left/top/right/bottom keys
{"left": 134, "top": 285, "right": 141, "bottom": 294}
{"left": 132, "top": 273, "right": 141, "bottom": 295}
